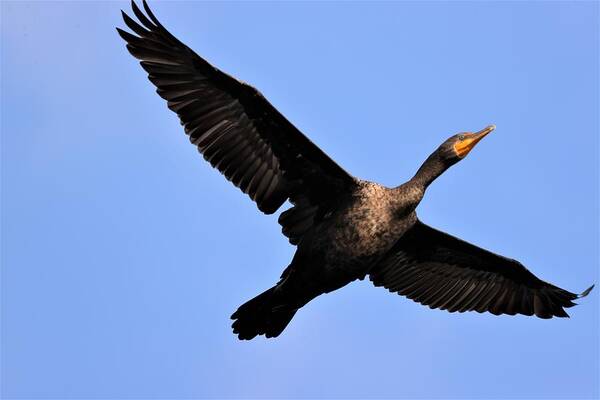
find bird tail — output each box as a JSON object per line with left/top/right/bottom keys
{"left": 231, "top": 286, "right": 297, "bottom": 340}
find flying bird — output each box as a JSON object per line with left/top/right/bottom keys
{"left": 118, "top": 1, "right": 593, "bottom": 340}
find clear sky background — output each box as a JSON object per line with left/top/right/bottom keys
{"left": 2, "top": 1, "right": 598, "bottom": 399}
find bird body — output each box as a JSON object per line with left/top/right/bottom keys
{"left": 231, "top": 183, "right": 423, "bottom": 339}
{"left": 118, "top": 1, "right": 593, "bottom": 340}
{"left": 283, "top": 181, "right": 420, "bottom": 294}
{"left": 314, "top": 181, "right": 420, "bottom": 268}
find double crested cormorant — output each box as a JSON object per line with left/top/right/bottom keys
{"left": 118, "top": 1, "right": 593, "bottom": 340}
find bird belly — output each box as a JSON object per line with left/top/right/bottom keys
{"left": 330, "top": 209, "right": 415, "bottom": 265}
{"left": 282, "top": 182, "right": 419, "bottom": 303}
{"left": 307, "top": 204, "right": 417, "bottom": 288}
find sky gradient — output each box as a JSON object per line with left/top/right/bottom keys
{"left": 2, "top": 1, "right": 598, "bottom": 398}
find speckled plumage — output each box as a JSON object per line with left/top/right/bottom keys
{"left": 294, "top": 182, "right": 420, "bottom": 284}
{"left": 120, "top": 1, "right": 593, "bottom": 341}
{"left": 275, "top": 182, "right": 419, "bottom": 304}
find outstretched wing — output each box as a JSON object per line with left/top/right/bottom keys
{"left": 117, "top": 1, "right": 356, "bottom": 243}
{"left": 369, "top": 220, "right": 593, "bottom": 318}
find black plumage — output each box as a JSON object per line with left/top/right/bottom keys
{"left": 118, "top": 1, "right": 593, "bottom": 340}
{"left": 369, "top": 221, "right": 593, "bottom": 319}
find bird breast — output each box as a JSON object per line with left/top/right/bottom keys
{"left": 325, "top": 182, "right": 419, "bottom": 264}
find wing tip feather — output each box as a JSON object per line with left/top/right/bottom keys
{"left": 578, "top": 284, "right": 594, "bottom": 299}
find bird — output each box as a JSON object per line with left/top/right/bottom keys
{"left": 118, "top": 0, "right": 593, "bottom": 340}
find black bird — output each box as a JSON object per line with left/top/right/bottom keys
{"left": 118, "top": 1, "right": 593, "bottom": 340}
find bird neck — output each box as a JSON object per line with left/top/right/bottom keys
{"left": 410, "top": 152, "right": 448, "bottom": 190}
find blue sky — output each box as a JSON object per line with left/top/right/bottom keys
{"left": 2, "top": 1, "right": 598, "bottom": 398}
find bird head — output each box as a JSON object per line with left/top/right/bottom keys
{"left": 438, "top": 124, "right": 496, "bottom": 165}
{"left": 411, "top": 124, "right": 496, "bottom": 188}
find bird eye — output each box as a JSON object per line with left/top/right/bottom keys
{"left": 458, "top": 134, "right": 465, "bottom": 140}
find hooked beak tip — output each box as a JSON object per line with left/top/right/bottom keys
{"left": 477, "top": 124, "right": 496, "bottom": 137}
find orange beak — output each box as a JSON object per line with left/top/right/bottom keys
{"left": 454, "top": 124, "right": 496, "bottom": 158}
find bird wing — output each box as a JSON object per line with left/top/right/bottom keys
{"left": 117, "top": 1, "right": 356, "bottom": 242}
{"left": 369, "top": 220, "right": 593, "bottom": 318}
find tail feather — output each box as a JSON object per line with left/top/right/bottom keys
{"left": 231, "top": 286, "right": 297, "bottom": 340}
